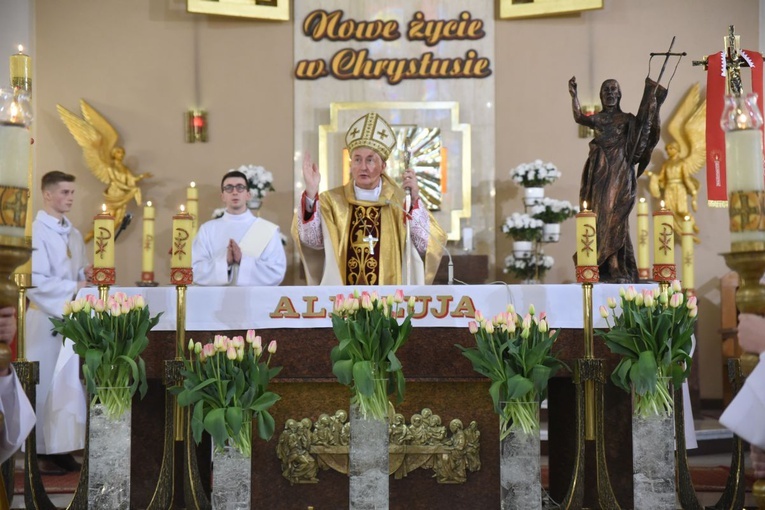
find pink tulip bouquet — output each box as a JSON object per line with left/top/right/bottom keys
{"left": 330, "top": 289, "right": 415, "bottom": 421}
{"left": 457, "top": 304, "right": 563, "bottom": 438}
{"left": 50, "top": 292, "right": 161, "bottom": 419}
{"left": 598, "top": 281, "right": 698, "bottom": 418}
{"left": 173, "top": 331, "right": 281, "bottom": 456}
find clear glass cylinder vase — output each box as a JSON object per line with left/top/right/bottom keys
{"left": 88, "top": 387, "right": 131, "bottom": 510}
{"left": 500, "top": 401, "right": 541, "bottom": 510}
{"left": 632, "top": 380, "right": 676, "bottom": 510}
{"left": 212, "top": 442, "right": 252, "bottom": 510}
{"left": 349, "top": 403, "right": 389, "bottom": 510}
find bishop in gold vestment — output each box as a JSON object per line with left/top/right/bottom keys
{"left": 293, "top": 113, "right": 445, "bottom": 285}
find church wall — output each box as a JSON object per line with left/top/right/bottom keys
{"left": 29, "top": 0, "right": 759, "bottom": 400}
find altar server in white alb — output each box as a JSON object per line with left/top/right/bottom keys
{"left": 720, "top": 313, "right": 765, "bottom": 477}
{"left": 27, "top": 171, "right": 89, "bottom": 472}
{"left": 0, "top": 307, "right": 36, "bottom": 464}
{"left": 192, "top": 170, "right": 287, "bottom": 286}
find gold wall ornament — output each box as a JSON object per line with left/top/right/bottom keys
{"left": 187, "top": 0, "right": 289, "bottom": 21}
{"left": 277, "top": 408, "right": 481, "bottom": 485}
{"left": 319, "top": 101, "right": 471, "bottom": 241}
{"left": 499, "top": 0, "right": 603, "bottom": 20}
{"left": 57, "top": 100, "right": 152, "bottom": 242}
{"left": 646, "top": 83, "right": 706, "bottom": 243}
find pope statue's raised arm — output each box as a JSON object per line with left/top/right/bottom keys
{"left": 292, "top": 113, "right": 446, "bottom": 286}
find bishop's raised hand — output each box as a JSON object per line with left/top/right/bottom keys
{"left": 303, "top": 152, "right": 321, "bottom": 199}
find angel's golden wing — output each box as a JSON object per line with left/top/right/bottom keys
{"left": 56, "top": 100, "right": 118, "bottom": 185}
{"left": 666, "top": 83, "right": 706, "bottom": 175}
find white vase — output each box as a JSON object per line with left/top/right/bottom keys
{"left": 88, "top": 388, "right": 132, "bottom": 510}
{"left": 212, "top": 442, "right": 252, "bottom": 509}
{"left": 523, "top": 187, "right": 544, "bottom": 206}
{"left": 247, "top": 197, "right": 262, "bottom": 210}
{"left": 349, "top": 404, "right": 389, "bottom": 510}
{"left": 632, "top": 381, "right": 676, "bottom": 510}
{"left": 500, "top": 401, "right": 541, "bottom": 510}
{"left": 542, "top": 223, "right": 560, "bottom": 243}
{"left": 513, "top": 241, "right": 533, "bottom": 259}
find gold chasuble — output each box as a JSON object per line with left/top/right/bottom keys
{"left": 293, "top": 174, "right": 446, "bottom": 286}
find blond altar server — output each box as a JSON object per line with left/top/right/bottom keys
{"left": 0, "top": 308, "right": 36, "bottom": 464}
{"left": 192, "top": 170, "right": 286, "bottom": 286}
{"left": 293, "top": 113, "right": 446, "bottom": 285}
{"left": 26, "top": 171, "right": 89, "bottom": 469}
{"left": 720, "top": 313, "right": 765, "bottom": 476}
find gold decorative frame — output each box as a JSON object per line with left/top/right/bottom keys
{"left": 319, "top": 101, "right": 471, "bottom": 241}
{"left": 187, "top": 0, "right": 289, "bottom": 21}
{"left": 498, "top": 0, "right": 603, "bottom": 19}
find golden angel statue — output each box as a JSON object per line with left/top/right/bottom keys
{"left": 57, "top": 100, "right": 152, "bottom": 241}
{"left": 646, "top": 83, "right": 706, "bottom": 243}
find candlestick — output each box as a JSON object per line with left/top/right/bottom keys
{"left": 653, "top": 200, "right": 675, "bottom": 282}
{"left": 722, "top": 93, "right": 765, "bottom": 251}
{"left": 637, "top": 198, "right": 650, "bottom": 280}
{"left": 575, "top": 201, "right": 599, "bottom": 282}
{"left": 186, "top": 181, "right": 198, "bottom": 239}
{"left": 171, "top": 205, "right": 193, "bottom": 285}
{"left": 9, "top": 45, "right": 31, "bottom": 92}
{"left": 682, "top": 215, "right": 694, "bottom": 291}
{"left": 93, "top": 204, "right": 116, "bottom": 285}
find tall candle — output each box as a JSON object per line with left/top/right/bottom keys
{"left": 92, "top": 204, "right": 116, "bottom": 285}
{"left": 142, "top": 201, "right": 155, "bottom": 277}
{"left": 94, "top": 204, "right": 115, "bottom": 268}
{"left": 653, "top": 200, "right": 675, "bottom": 282}
{"left": 0, "top": 121, "right": 30, "bottom": 241}
{"left": 172, "top": 205, "right": 193, "bottom": 270}
{"left": 636, "top": 198, "right": 650, "bottom": 279}
{"left": 186, "top": 181, "right": 198, "bottom": 238}
{"left": 682, "top": 215, "right": 694, "bottom": 290}
{"left": 575, "top": 201, "right": 598, "bottom": 282}
{"left": 726, "top": 129, "right": 765, "bottom": 247}
{"left": 9, "top": 45, "right": 31, "bottom": 92}
{"left": 722, "top": 93, "right": 765, "bottom": 250}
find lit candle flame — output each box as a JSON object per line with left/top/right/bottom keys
{"left": 660, "top": 200, "right": 666, "bottom": 209}
{"left": 639, "top": 197, "right": 646, "bottom": 204}
{"left": 180, "top": 204, "right": 186, "bottom": 213}
{"left": 190, "top": 181, "right": 196, "bottom": 188}
{"left": 17, "top": 45, "right": 23, "bottom": 53}
{"left": 684, "top": 215, "right": 690, "bottom": 221}
{"left": 101, "top": 203, "right": 107, "bottom": 212}
{"left": 582, "top": 200, "right": 588, "bottom": 211}
{"left": 146, "top": 200, "right": 152, "bottom": 207}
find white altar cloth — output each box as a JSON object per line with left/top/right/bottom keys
{"left": 78, "top": 284, "right": 651, "bottom": 331}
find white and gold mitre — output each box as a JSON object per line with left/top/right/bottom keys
{"left": 345, "top": 113, "right": 396, "bottom": 161}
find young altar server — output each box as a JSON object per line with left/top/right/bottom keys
{"left": 27, "top": 171, "right": 90, "bottom": 474}
{"left": 0, "top": 307, "right": 36, "bottom": 464}
{"left": 192, "top": 170, "right": 286, "bottom": 286}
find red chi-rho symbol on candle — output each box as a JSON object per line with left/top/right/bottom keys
{"left": 658, "top": 222, "right": 673, "bottom": 255}
{"left": 580, "top": 223, "right": 595, "bottom": 255}
{"left": 95, "top": 227, "right": 112, "bottom": 259}
{"left": 173, "top": 229, "right": 189, "bottom": 260}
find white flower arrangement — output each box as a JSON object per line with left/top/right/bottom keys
{"left": 230, "top": 164, "right": 275, "bottom": 199}
{"left": 211, "top": 207, "right": 225, "bottom": 219}
{"left": 503, "top": 253, "right": 554, "bottom": 281}
{"left": 509, "top": 160, "right": 561, "bottom": 188}
{"left": 501, "top": 213, "right": 544, "bottom": 242}
{"left": 530, "top": 198, "right": 579, "bottom": 224}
